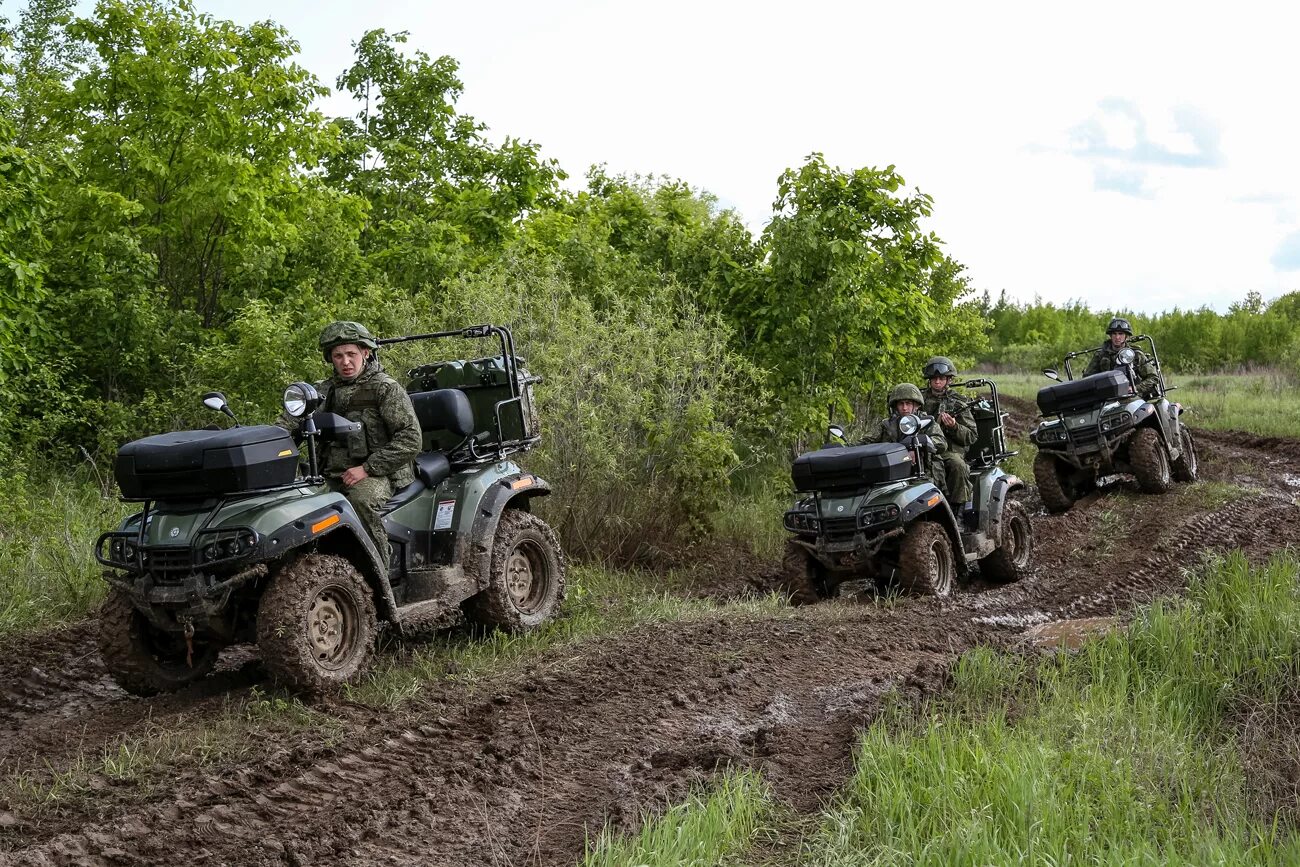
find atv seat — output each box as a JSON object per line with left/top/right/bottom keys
{"left": 383, "top": 451, "right": 452, "bottom": 512}
{"left": 410, "top": 388, "right": 476, "bottom": 442}
{"left": 965, "top": 400, "right": 1002, "bottom": 467}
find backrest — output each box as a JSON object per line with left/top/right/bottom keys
{"left": 965, "top": 400, "right": 1000, "bottom": 465}
{"left": 409, "top": 389, "right": 475, "bottom": 450}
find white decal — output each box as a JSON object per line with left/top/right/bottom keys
{"left": 434, "top": 500, "right": 456, "bottom": 531}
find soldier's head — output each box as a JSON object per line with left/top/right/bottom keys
{"left": 922, "top": 356, "right": 957, "bottom": 393}
{"left": 887, "top": 383, "right": 924, "bottom": 417}
{"left": 319, "top": 321, "right": 379, "bottom": 381}
{"left": 1106, "top": 317, "right": 1133, "bottom": 348}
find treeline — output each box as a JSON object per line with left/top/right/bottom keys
{"left": 978, "top": 290, "right": 1300, "bottom": 375}
{"left": 0, "top": 0, "right": 984, "bottom": 557}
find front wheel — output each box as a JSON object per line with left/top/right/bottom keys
{"left": 897, "top": 521, "right": 956, "bottom": 597}
{"left": 1129, "top": 427, "right": 1172, "bottom": 493}
{"left": 1171, "top": 426, "right": 1198, "bottom": 482}
{"left": 1033, "top": 452, "right": 1079, "bottom": 514}
{"left": 466, "top": 510, "right": 566, "bottom": 632}
{"left": 99, "top": 589, "right": 220, "bottom": 696}
{"left": 778, "top": 539, "right": 827, "bottom": 605}
{"left": 256, "top": 553, "right": 378, "bottom": 693}
{"left": 981, "top": 497, "right": 1034, "bottom": 583}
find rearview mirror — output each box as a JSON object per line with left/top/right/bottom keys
{"left": 1042, "top": 369, "right": 1061, "bottom": 382}
{"left": 827, "top": 424, "right": 845, "bottom": 442}
{"left": 202, "top": 391, "right": 228, "bottom": 412}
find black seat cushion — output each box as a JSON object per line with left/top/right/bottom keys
{"left": 382, "top": 451, "right": 452, "bottom": 512}
{"left": 409, "top": 389, "right": 475, "bottom": 437}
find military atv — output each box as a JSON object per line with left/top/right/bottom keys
{"left": 780, "top": 378, "right": 1034, "bottom": 602}
{"left": 1030, "top": 334, "right": 1197, "bottom": 513}
{"left": 96, "top": 324, "right": 564, "bottom": 695}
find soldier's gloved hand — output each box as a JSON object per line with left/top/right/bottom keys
{"left": 939, "top": 411, "right": 956, "bottom": 428}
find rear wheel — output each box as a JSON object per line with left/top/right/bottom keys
{"left": 1171, "top": 426, "right": 1198, "bottom": 482}
{"left": 257, "top": 553, "right": 378, "bottom": 693}
{"left": 897, "top": 521, "right": 956, "bottom": 597}
{"left": 981, "top": 498, "right": 1034, "bottom": 583}
{"left": 466, "top": 510, "right": 566, "bottom": 632}
{"left": 778, "top": 540, "right": 826, "bottom": 605}
{"left": 1129, "top": 427, "right": 1172, "bottom": 493}
{"left": 99, "top": 589, "right": 220, "bottom": 696}
{"left": 1033, "top": 452, "right": 1079, "bottom": 514}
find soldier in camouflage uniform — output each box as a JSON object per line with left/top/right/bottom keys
{"left": 860, "top": 383, "right": 949, "bottom": 495}
{"left": 920, "top": 356, "right": 975, "bottom": 509}
{"left": 279, "top": 321, "right": 421, "bottom": 569}
{"left": 1083, "top": 317, "right": 1161, "bottom": 398}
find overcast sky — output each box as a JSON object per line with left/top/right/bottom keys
{"left": 180, "top": 2, "right": 1300, "bottom": 312}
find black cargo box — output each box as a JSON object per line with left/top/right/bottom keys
{"left": 792, "top": 443, "right": 913, "bottom": 492}
{"left": 1036, "top": 370, "right": 1131, "bottom": 416}
{"left": 115, "top": 424, "right": 298, "bottom": 499}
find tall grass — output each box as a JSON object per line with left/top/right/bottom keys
{"left": 993, "top": 370, "right": 1300, "bottom": 438}
{"left": 803, "top": 552, "right": 1300, "bottom": 865}
{"left": 0, "top": 464, "right": 129, "bottom": 635}
{"left": 581, "top": 771, "right": 774, "bottom": 867}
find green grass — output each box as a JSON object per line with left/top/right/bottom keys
{"left": 581, "top": 771, "right": 775, "bottom": 867}
{"left": 797, "top": 551, "right": 1300, "bottom": 865}
{"left": 993, "top": 370, "right": 1300, "bottom": 437}
{"left": 0, "top": 464, "right": 129, "bottom": 636}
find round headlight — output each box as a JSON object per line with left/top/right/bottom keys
{"left": 1117, "top": 348, "right": 1136, "bottom": 365}
{"left": 898, "top": 414, "right": 920, "bottom": 436}
{"left": 282, "top": 382, "right": 320, "bottom": 418}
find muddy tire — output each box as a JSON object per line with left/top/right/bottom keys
{"left": 981, "top": 497, "right": 1034, "bottom": 583}
{"left": 778, "top": 540, "right": 826, "bottom": 605}
{"left": 1033, "top": 452, "right": 1079, "bottom": 514}
{"left": 1129, "top": 427, "right": 1172, "bottom": 493}
{"left": 98, "top": 589, "right": 220, "bottom": 696}
{"left": 466, "top": 510, "right": 566, "bottom": 632}
{"left": 897, "top": 521, "right": 956, "bottom": 597}
{"left": 1171, "top": 426, "right": 1198, "bottom": 483}
{"left": 256, "top": 553, "right": 378, "bottom": 693}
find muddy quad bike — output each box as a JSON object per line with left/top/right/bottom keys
{"left": 1030, "top": 334, "right": 1197, "bottom": 514}
{"left": 96, "top": 324, "right": 564, "bottom": 695}
{"left": 780, "top": 378, "right": 1034, "bottom": 603}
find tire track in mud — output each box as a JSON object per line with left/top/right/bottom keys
{"left": 4, "top": 423, "right": 1300, "bottom": 865}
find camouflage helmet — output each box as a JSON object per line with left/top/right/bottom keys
{"left": 922, "top": 356, "right": 957, "bottom": 379}
{"left": 1106, "top": 317, "right": 1134, "bottom": 336}
{"left": 319, "top": 320, "right": 379, "bottom": 362}
{"left": 887, "top": 382, "right": 924, "bottom": 411}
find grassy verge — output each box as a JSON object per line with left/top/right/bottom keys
{"left": 581, "top": 771, "right": 775, "bottom": 867}
{"left": 0, "top": 465, "right": 128, "bottom": 636}
{"left": 798, "top": 551, "right": 1300, "bottom": 865}
{"left": 992, "top": 371, "right": 1300, "bottom": 437}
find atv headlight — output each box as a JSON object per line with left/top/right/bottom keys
{"left": 1116, "top": 348, "right": 1136, "bottom": 365}
{"left": 1100, "top": 411, "right": 1133, "bottom": 432}
{"left": 282, "top": 382, "right": 321, "bottom": 418}
{"left": 898, "top": 414, "right": 920, "bottom": 436}
{"left": 195, "top": 528, "right": 260, "bottom": 564}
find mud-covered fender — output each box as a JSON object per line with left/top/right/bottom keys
{"left": 462, "top": 473, "right": 553, "bottom": 590}
{"left": 900, "top": 483, "right": 968, "bottom": 575}
{"left": 260, "top": 498, "right": 399, "bottom": 621}
{"left": 987, "top": 473, "right": 1025, "bottom": 546}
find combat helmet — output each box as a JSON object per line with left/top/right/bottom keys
{"left": 922, "top": 356, "right": 957, "bottom": 379}
{"left": 1106, "top": 317, "right": 1134, "bottom": 336}
{"left": 319, "top": 321, "right": 379, "bottom": 363}
{"left": 887, "top": 382, "right": 924, "bottom": 412}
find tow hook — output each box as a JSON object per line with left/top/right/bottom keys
{"left": 181, "top": 617, "right": 195, "bottom": 668}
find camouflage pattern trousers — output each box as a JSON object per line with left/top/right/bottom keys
{"left": 327, "top": 475, "right": 398, "bottom": 569}
{"left": 939, "top": 452, "right": 973, "bottom": 505}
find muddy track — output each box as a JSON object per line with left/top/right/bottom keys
{"left": 2, "top": 417, "right": 1300, "bottom": 866}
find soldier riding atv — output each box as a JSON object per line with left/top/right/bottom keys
{"left": 96, "top": 324, "right": 564, "bottom": 694}
{"left": 1031, "top": 319, "right": 1197, "bottom": 513}
{"left": 780, "top": 379, "right": 1034, "bottom": 603}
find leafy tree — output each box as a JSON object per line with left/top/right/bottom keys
{"left": 326, "top": 29, "right": 564, "bottom": 290}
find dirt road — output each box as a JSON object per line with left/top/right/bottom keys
{"left": 2, "top": 411, "right": 1298, "bottom": 866}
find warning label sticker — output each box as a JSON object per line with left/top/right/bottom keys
{"left": 434, "top": 500, "right": 456, "bottom": 530}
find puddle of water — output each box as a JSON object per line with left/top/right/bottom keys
{"left": 1024, "top": 617, "right": 1122, "bottom": 650}
{"left": 973, "top": 610, "right": 1052, "bottom": 628}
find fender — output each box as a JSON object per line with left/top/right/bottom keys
{"left": 987, "top": 474, "right": 1024, "bottom": 546}
{"left": 462, "top": 473, "right": 553, "bottom": 589}
{"left": 900, "top": 483, "right": 968, "bottom": 575}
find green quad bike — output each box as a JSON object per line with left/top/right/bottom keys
{"left": 780, "top": 378, "right": 1034, "bottom": 603}
{"left": 95, "top": 324, "right": 564, "bottom": 695}
{"left": 1030, "top": 334, "right": 1197, "bottom": 514}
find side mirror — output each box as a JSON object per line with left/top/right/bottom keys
{"left": 201, "top": 391, "right": 239, "bottom": 425}
{"left": 827, "top": 424, "right": 846, "bottom": 442}
{"left": 1042, "top": 369, "right": 1061, "bottom": 381}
